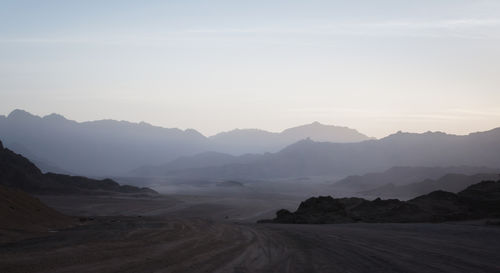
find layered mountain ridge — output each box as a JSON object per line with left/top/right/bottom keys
{"left": 150, "top": 128, "right": 500, "bottom": 180}
{"left": 0, "top": 139, "right": 156, "bottom": 195}
{"left": 0, "top": 109, "right": 372, "bottom": 176}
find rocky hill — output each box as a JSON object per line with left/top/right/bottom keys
{"left": 260, "top": 180, "right": 500, "bottom": 224}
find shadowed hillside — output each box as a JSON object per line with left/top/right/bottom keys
{"left": 0, "top": 185, "right": 75, "bottom": 231}
{"left": 0, "top": 140, "right": 156, "bottom": 195}
{"left": 260, "top": 180, "right": 500, "bottom": 224}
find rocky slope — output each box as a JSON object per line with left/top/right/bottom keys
{"left": 0, "top": 184, "right": 77, "bottom": 243}
{"left": 0, "top": 185, "right": 74, "bottom": 231}
{"left": 260, "top": 180, "right": 500, "bottom": 224}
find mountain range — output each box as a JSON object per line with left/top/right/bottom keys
{"left": 131, "top": 151, "right": 262, "bottom": 177}
{"left": 0, "top": 110, "right": 371, "bottom": 176}
{"left": 333, "top": 166, "right": 500, "bottom": 191}
{"left": 0, "top": 139, "right": 156, "bottom": 195}
{"left": 0, "top": 110, "right": 206, "bottom": 176}
{"left": 2, "top": 110, "right": 500, "bottom": 182}
{"left": 150, "top": 128, "right": 500, "bottom": 180}
{"left": 209, "top": 122, "right": 371, "bottom": 154}
{"left": 358, "top": 173, "right": 500, "bottom": 199}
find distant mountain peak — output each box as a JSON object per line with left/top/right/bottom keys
{"left": 185, "top": 128, "right": 206, "bottom": 138}
{"left": 7, "top": 109, "right": 38, "bottom": 120}
{"left": 279, "top": 137, "right": 318, "bottom": 152}
{"left": 43, "top": 113, "right": 68, "bottom": 122}
{"left": 383, "top": 130, "right": 453, "bottom": 141}
{"left": 138, "top": 121, "right": 152, "bottom": 126}
{"left": 281, "top": 122, "right": 371, "bottom": 143}
{"left": 211, "top": 128, "right": 272, "bottom": 138}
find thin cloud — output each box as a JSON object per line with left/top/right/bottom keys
{"left": 188, "top": 18, "right": 500, "bottom": 32}
{"left": 287, "top": 107, "right": 500, "bottom": 121}
{"left": 353, "top": 19, "right": 500, "bottom": 29}
{"left": 1, "top": 18, "right": 499, "bottom": 46}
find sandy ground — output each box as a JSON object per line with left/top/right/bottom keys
{"left": 38, "top": 193, "right": 301, "bottom": 222}
{"left": 1, "top": 194, "right": 500, "bottom": 273}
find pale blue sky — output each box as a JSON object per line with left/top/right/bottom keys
{"left": 1, "top": 0, "right": 500, "bottom": 137}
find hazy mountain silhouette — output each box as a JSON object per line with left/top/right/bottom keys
{"left": 0, "top": 110, "right": 371, "bottom": 176}
{"left": 334, "top": 166, "right": 500, "bottom": 191}
{"left": 0, "top": 110, "right": 208, "bottom": 176}
{"left": 359, "top": 173, "right": 500, "bottom": 199}
{"left": 135, "top": 122, "right": 370, "bottom": 177}
{"left": 2, "top": 141, "right": 73, "bottom": 175}
{"left": 208, "top": 121, "right": 371, "bottom": 154}
{"left": 162, "top": 128, "right": 500, "bottom": 180}
{"left": 0, "top": 139, "right": 156, "bottom": 195}
{"left": 131, "top": 151, "right": 261, "bottom": 177}
{"left": 3, "top": 110, "right": 500, "bottom": 181}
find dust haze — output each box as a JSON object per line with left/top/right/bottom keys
{"left": 2, "top": 1, "right": 500, "bottom": 272}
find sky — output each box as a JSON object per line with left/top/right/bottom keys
{"left": 1, "top": 0, "right": 500, "bottom": 138}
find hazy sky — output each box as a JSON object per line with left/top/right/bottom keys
{"left": 1, "top": 0, "right": 500, "bottom": 138}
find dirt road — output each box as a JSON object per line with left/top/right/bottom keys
{"left": 1, "top": 216, "right": 499, "bottom": 273}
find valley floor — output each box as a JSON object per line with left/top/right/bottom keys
{"left": 1, "top": 195, "right": 499, "bottom": 273}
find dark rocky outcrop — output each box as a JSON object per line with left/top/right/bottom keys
{"left": 0, "top": 140, "right": 157, "bottom": 195}
{"left": 278, "top": 196, "right": 352, "bottom": 224}
{"left": 457, "top": 181, "right": 500, "bottom": 217}
{"left": 0, "top": 185, "right": 75, "bottom": 232}
{"left": 259, "top": 180, "right": 500, "bottom": 224}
